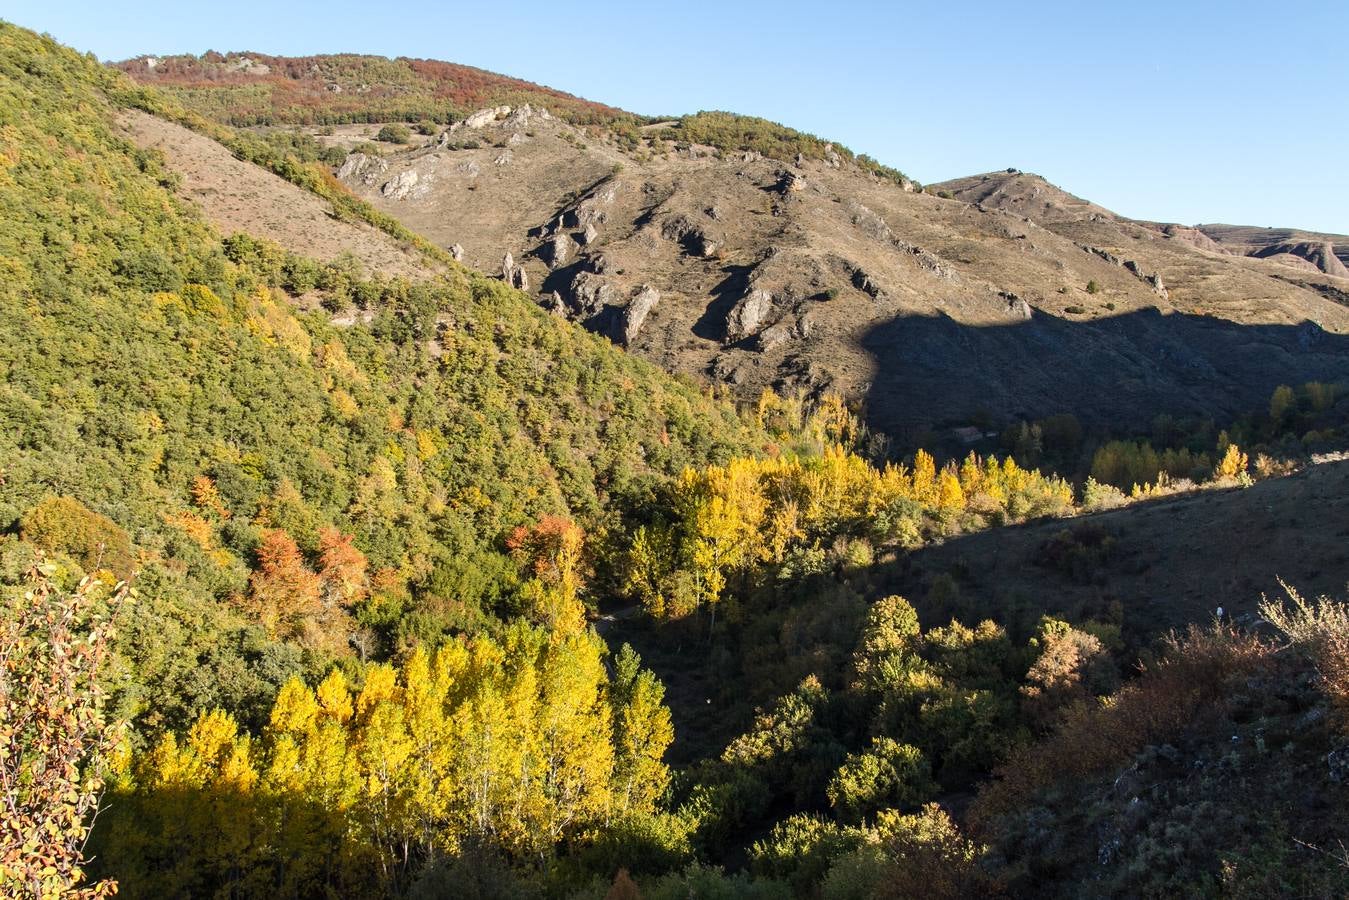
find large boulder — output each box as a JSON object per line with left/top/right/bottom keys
{"left": 567, "top": 271, "right": 615, "bottom": 318}
{"left": 381, "top": 169, "right": 428, "bottom": 201}
{"left": 543, "top": 232, "right": 576, "bottom": 269}
{"left": 611, "top": 285, "right": 660, "bottom": 345}
{"left": 726, "top": 288, "right": 774, "bottom": 341}
{"left": 337, "top": 152, "right": 387, "bottom": 185}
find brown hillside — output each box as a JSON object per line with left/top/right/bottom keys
{"left": 117, "top": 109, "right": 436, "bottom": 280}
{"left": 1198, "top": 223, "right": 1349, "bottom": 274}
{"left": 113, "top": 50, "right": 1349, "bottom": 442}
{"left": 322, "top": 114, "right": 1349, "bottom": 439}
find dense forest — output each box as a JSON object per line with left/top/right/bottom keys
{"left": 5, "top": 21, "right": 1349, "bottom": 899}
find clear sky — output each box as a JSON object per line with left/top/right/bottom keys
{"left": 7, "top": 0, "right": 1346, "bottom": 233}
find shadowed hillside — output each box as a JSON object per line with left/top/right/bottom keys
{"left": 861, "top": 307, "right": 1349, "bottom": 439}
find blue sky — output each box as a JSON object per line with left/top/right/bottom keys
{"left": 8, "top": 0, "right": 1346, "bottom": 232}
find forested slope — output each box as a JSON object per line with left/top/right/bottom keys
{"left": 0, "top": 22, "right": 770, "bottom": 727}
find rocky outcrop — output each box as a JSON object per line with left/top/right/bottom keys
{"left": 1001, "top": 291, "right": 1033, "bottom": 320}
{"left": 755, "top": 312, "right": 815, "bottom": 351}
{"left": 661, "top": 215, "right": 721, "bottom": 258}
{"left": 1080, "top": 245, "right": 1169, "bottom": 298}
{"left": 543, "top": 232, "right": 576, "bottom": 269}
{"left": 459, "top": 106, "right": 511, "bottom": 129}
{"left": 775, "top": 170, "right": 806, "bottom": 195}
{"left": 851, "top": 267, "right": 887, "bottom": 301}
{"left": 565, "top": 182, "right": 619, "bottom": 229}
{"left": 580, "top": 222, "right": 599, "bottom": 245}
{"left": 449, "top": 244, "right": 464, "bottom": 262}
{"left": 503, "top": 103, "right": 551, "bottom": 130}
{"left": 899, "top": 241, "right": 955, "bottom": 279}
{"left": 566, "top": 270, "right": 615, "bottom": 318}
{"left": 541, "top": 291, "right": 567, "bottom": 316}
{"left": 501, "top": 252, "right": 529, "bottom": 291}
{"left": 846, "top": 200, "right": 894, "bottom": 242}
{"left": 381, "top": 169, "right": 430, "bottom": 201}
{"left": 726, "top": 288, "right": 774, "bottom": 341}
{"left": 337, "top": 152, "right": 388, "bottom": 186}
{"left": 611, "top": 285, "right": 660, "bottom": 345}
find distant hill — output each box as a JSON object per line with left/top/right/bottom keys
{"left": 110, "top": 50, "right": 630, "bottom": 126}
{"left": 109, "top": 53, "right": 1349, "bottom": 446}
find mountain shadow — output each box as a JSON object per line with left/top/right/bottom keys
{"left": 859, "top": 307, "right": 1349, "bottom": 441}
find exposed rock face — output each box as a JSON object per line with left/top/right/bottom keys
{"left": 381, "top": 169, "right": 429, "bottom": 201}
{"left": 449, "top": 243, "right": 464, "bottom": 262}
{"left": 823, "top": 143, "right": 842, "bottom": 169}
{"left": 1255, "top": 241, "right": 1349, "bottom": 279}
{"left": 503, "top": 103, "right": 551, "bottom": 130}
{"left": 846, "top": 200, "right": 894, "bottom": 242}
{"left": 566, "top": 270, "right": 615, "bottom": 318}
{"left": 580, "top": 222, "right": 599, "bottom": 245}
{"left": 755, "top": 313, "right": 814, "bottom": 351}
{"left": 501, "top": 252, "right": 529, "bottom": 291}
{"left": 611, "top": 284, "right": 660, "bottom": 345}
{"left": 541, "top": 291, "right": 567, "bottom": 316}
{"left": 337, "top": 152, "right": 388, "bottom": 185}
{"left": 726, "top": 288, "right": 774, "bottom": 341}
{"left": 565, "top": 183, "right": 618, "bottom": 229}
{"left": 543, "top": 232, "right": 575, "bottom": 269}
{"left": 776, "top": 170, "right": 806, "bottom": 194}
{"left": 460, "top": 106, "right": 511, "bottom": 129}
{"left": 899, "top": 241, "right": 955, "bottom": 279}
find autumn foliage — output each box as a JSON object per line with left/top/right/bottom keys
{"left": 98, "top": 629, "right": 673, "bottom": 896}
{"left": 1, "top": 559, "right": 126, "bottom": 898}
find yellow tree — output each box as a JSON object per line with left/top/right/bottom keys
{"left": 911, "top": 450, "right": 938, "bottom": 507}
{"left": 937, "top": 468, "right": 966, "bottom": 513}
{"left": 609, "top": 644, "right": 674, "bottom": 816}
{"left": 1214, "top": 443, "right": 1249, "bottom": 481}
